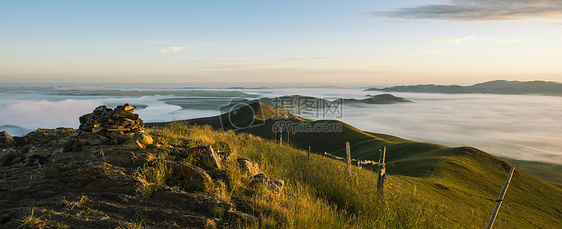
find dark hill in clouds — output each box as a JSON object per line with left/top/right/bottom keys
{"left": 261, "top": 94, "right": 411, "bottom": 105}
{"left": 367, "top": 80, "right": 562, "bottom": 96}
{"left": 345, "top": 93, "right": 412, "bottom": 104}
{"left": 151, "top": 101, "right": 562, "bottom": 228}
{"left": 227, "top": 94, "right": 412, "bottom": 108}
{"left": 0, "top": 125, "right": 32, "bottom": 137}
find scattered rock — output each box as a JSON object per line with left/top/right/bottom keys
{"left": 62, "top": 131, "right": 109, "bottom": 152}
{"left": 24, "top": 146, "right": 53, "bottom": 166}
{"left": 151, "top": 190, "right": 235, "bottom": 216}
{"left": 122, "top": 140, "right": 146, "bottom": 150}
{"left": 187, "top": 146, "right": 222, "bottom": 170}
{"left": 207, "top": 169, "right": 227, "bottom": 180}
{"left": 237, "top": 158, "right": 261, "bottom": 176}
{"left": 11, "top": 136, "right": 27, "bottom": 146}
{"left": 0, "top": 131, "right": 16, "bottom": 148}
{"left": 251, "top": 173, "right": 284, "bottom": 193}
{"left": 217, "top": 151, "right": 232, "bottom": 167}
{"left": 136, "top": 132, "right": 153, "bottom": 145}
{"left": 227, "top": 210, "right": 258, "bottom": 223}
{"left": 0, "top": 149, "right": 20, "bottom": 166}
{"left": 165, "top": 160, "right": 212, "bottom": 190}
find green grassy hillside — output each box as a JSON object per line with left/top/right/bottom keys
{"left": 505, "top": 159, "right": 562, "bottom": 188}
{"left": 148, "top": 102, "right": 562, "bottom": 228}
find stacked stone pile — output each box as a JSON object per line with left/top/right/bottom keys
{"left": 79, "top": 103, "right": 143, "bottom": 136}
{"left": 62, "top": 104, "right": 152, "bottom": 151}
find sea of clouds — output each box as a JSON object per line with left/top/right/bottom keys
{"left": 338, "top": 93, "right": 562, "bottom": 165}
{"left": 0, "top": 93, "right": 217, "bottom": 134}
{"left": 1, "top": 87, "right": 561, "bottom": 165}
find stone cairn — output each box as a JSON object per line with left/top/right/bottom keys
{"left": 62, "top": 103, "right": 151, "bottom": 151}
{"left": 79, "top": 103, "right": 143, "bottom": 135}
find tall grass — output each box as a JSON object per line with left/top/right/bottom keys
{"left": 144, "top": 122, "right": 488, "bottom": 228}
{"left": 19, "top": 209, "right": 43, "bottom": 228}
{"left": 134, "top": 160, "right": 173, "bottom": 185}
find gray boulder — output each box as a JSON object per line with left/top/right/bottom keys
{"left": 237, "top": 158, "right": 261, "bottom": 176}
{"left": 187, "top": 146, "right": 222, "bottom": 170}
{"left": 251, "top": 173, "right": 284, "bottom": 193}
{"left": 165, "top": 161, "right": 212, "bottom": 190}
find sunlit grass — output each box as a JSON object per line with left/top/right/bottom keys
{"left": 61, "top": 195, "right": 89, "bottom": 210}
{"left": 18, "top": 209, "right": 43, "bottom": 228}
{"left": 134, "top": 160, "right": 172, "bottom": 185}
{"left": 143, "top": 121, "right": 562, "bottom": 228}
{"left": 145, "top": 122, "right": 463, "bottom": 228}
{"left": 116, "top": 221, "right": 145, "bottom": 229}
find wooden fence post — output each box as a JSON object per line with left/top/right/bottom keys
{"left": 346, "top": 142, "right": 351, "bottom": 177}
{"left": 486, "top": 167, "right": 516, "bottom": 229}
{"left": 377, "top": 146, "right": 386, "bottom": 194}
{"left": 308, "top": 146, "right": 311, "bottom": 160}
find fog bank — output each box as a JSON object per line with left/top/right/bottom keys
{"left": 338, "top": 93, "right": 562, "bottom": 165}
{"left": 1, "top": 88, "right": 561, "bottom": 165}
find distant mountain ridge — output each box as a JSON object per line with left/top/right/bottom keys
{"left": 0, "top": 125, "right": 32, "bottom": 137}
{"left": 366, "top": 80, "right": 562, "bottom": 96}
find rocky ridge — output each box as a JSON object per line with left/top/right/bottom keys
{"left": 0, "top": 104, "right": 283, "bottom": 228}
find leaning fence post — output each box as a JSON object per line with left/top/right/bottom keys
{"left": 486, "top": 167, "right": 516, "bottom": 229}
{"left": 377, "top": 146, "right": 387, "bottom": 194}
{"left": 346, "top": 142, "right": 351, "bottom": 177}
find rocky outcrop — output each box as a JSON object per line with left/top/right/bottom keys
{"left": 0, "top": 131, "right": 16, "bottom": 148}
{"left": 0, "top": 128, "right": 255, "bottom": 228}
{"left": 0, "top": 105, "right": 285, "bottom": 228}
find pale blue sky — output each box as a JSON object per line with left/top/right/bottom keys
{"left": 1, "top": 0, "right": 561, "bottom": 86}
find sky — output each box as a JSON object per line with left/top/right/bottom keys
{"left": 1, "top": 0, "right": 562, "bottom": 86}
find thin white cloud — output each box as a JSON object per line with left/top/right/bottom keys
{"left": 281, "top": 56, "right": 352, "bottom": 61}
{"left": 160, "top": 46, "right": 187, "bottom": 53}
{"left": 378, "top": 0, "right": 562, "bottom": 21}
{"left": 493, "top": 39, "right": 521, "bottom": 43}
{"left": 430, "top": 36, "right": 521, "bottom": 44}
{"left": 430, "top": 36, "right": 481, "bottom": 43}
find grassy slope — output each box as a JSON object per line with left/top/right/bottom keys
{"left": 505, "top": 159, "right": 562, "bottom": 188}
{"left": 150, "top": 102, "right": 562, "bottom": 228}
{"left": 146, "top": 122, "right": 475, "bottom": 228}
